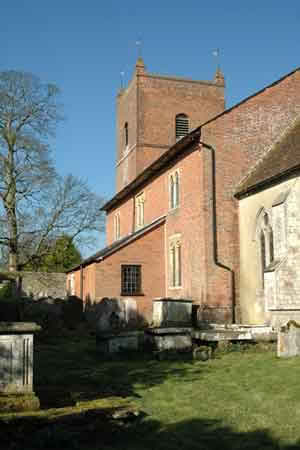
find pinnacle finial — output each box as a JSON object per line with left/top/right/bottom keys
{"left": 135, "top": 55, "right": 146, "bottom": 75}
{"left": 214, "top": 67, "right": 225, "bottom": 86}
{"left": 136, "top": 55, "right": 145, "bottom": 67}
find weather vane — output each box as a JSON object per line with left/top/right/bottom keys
{"left": 136, "top": 37, "right": 143, "bottom": 58}
{"left": 212, "top": 48, "right": 221, "bottom": 69}
{"left": 120, "top": 71, "right": 125, "bottom": 89}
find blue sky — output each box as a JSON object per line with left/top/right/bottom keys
{"left": 1, "top": 1, "right": 299, "bottom": 253}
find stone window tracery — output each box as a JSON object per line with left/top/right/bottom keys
{"left": 169, "top": 236, "right": 182, "bottom": 288}
{"left": 256, "top": 209, "right": 274, "bottom": 289}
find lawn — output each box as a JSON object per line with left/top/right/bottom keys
{"left": 1, "top": 332, "right": 300, "bottom": 449}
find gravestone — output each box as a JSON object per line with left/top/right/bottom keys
{"left": 0, "top": 322, "right": 41, "bottom": 411}
{"left": 277, "top": 320, "right": 300, "bottom": 357}
{"left": 95, "top": 297, "right": 137, "bottom": 333}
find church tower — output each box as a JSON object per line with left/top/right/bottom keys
{"left": 116, "top": 57, "right": 225, "bottom": 192}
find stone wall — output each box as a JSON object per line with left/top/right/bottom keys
{"left": 21, "top": 272, "right": 67, "bottom": 299}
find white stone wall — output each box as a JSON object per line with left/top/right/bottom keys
{"left": 239, "top": 177, "right": 300, "bottom": 327}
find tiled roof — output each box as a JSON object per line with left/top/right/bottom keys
{"left": 66, "top": 215, "right": 166, "bottom": 272}
{"left": 235, "top": 116, "right": 300, "bottom": 197}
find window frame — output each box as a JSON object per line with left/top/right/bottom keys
{"left": 121, "top": 264, "right": 142, "bottom": 296}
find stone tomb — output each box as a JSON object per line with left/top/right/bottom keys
{"left": 96, "top": 330, "right": 142, "bottom": 354}
{"left": 145, "top": 327, "right": 193, "bottom": 352}
{"left": 277, "top": 320, "right": 300, "bottom": 357}
{"left": 95, "top": 297, "right": 138, "bottom": 333}
{"left": 0, "top": 322, "right": 41, "bottom": 412}
{"left": 152, "top": 298, "right": 192, "bottom": 327}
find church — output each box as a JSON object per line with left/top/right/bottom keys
{"left": 67, "top": 58, "right": 300, "bottom": 328}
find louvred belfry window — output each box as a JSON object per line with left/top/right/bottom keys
{"left": 176, "top": 114, "right": 189, "bottom": 141}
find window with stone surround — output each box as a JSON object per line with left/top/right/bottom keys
{"left": 121, "top": 265, "right": 142, "bottom": 295}
{"left": 114, "top": 212, "right": 120, "bottom": 241}
{"left": 255, "top": 209, "right": 274, "bottom": 289}
{"left": 169, "top": 170, "right": 180, "bottom": 210}
{"left": 169, "top": 235, "right": 182, "bottom": 288}
{"left": 176, "top": 114, "right": 189, "bottom": 141}
{"left": 135, "top": 192, "right": 145, "bottom": 229}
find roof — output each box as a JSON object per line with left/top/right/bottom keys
{"left": 103, "top": 66, "right": 300, "bottom": 212}
{"left": 66, "top": 215, "right": 166, "bottom": 272}
{"left": 235, "top": 116, "right": 300, "bottom": 198}
{"left": 101, "top": 130, "right": 201, "bottom": 211}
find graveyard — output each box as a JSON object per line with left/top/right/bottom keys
{"left": 1, "top": 326, "right": 300, "bottom": 450}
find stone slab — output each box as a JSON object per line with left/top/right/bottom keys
{"left": 0, "top": 322, "right": 41, "bottom": 334}
{"left": 193, "top": 330, "right": 252, "bottom": 341}
{"left": 146, "top": 327, "right": 193, "bottom": 336}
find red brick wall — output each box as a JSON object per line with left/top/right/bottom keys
{"left": 106, "top": 197, "right": 135, "bottom": 246}
{"left": 94, "top": 222, "right": 165, "bottom": 323}
{"left": 73, "top": 69, "right": 300, "bottom": 325}
{"left": 200, "top": 70, "right": 300, "bottom": 321}
{"left": 82, "top": 264, "right": 96, "bottom": 304}
{"left": 107, "top": 143, "right": 208, "bottom": 307}
{"left": 116, "top": 64, "right": 225, "bottom": 191}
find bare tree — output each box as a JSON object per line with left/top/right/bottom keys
{"left": 0, "top": 70, "right": 104, "bottom": 272}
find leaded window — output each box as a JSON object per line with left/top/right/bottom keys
{"left": 121, "top": 265, "right": 142, "bottom": 295}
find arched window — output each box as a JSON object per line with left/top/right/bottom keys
{"left": 124, "top": 122, "right": 128, "bottom": 148}
{"left": 114, "top": 213, "right": 120, "bottom": 240}
{"left": 256, "top": 209, "right": 274, "bottom": 289}
{"left": 169, "top": 239, "right": 182, "bottom": 288}
{"left": 169, "top": 171, "right": 180, "bottom": 209}
{"left": 135, "top": 192, "right": 145, "bottom": 229}
{"left": 170, "top": 175, "right": 174, "bottom": 208}
{"left": 174, "top": 171, "right": 179, "bottom": 207}
{"left": 176, "top": 114, "right": 189, "bottom": 141}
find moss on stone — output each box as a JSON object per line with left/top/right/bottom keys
{"left": 0, "top": 394, "right": 40, "bottom": 412}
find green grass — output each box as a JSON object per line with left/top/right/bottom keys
{"left": 2, "top": 334, "right": 300, "bottom": 449}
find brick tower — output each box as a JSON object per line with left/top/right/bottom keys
{"left": 116, "top": 57, "right": 225, "bottom": 192}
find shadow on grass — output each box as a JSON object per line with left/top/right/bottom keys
{"left": 34, "top": 336, "right": 205, "bottom": 409}
{"left": 1, "top": 410, "right": 300, "bottom": 450}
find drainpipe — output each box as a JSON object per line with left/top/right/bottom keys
{"left": 199, "top": 139, "right": 236, "bottom": 324}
